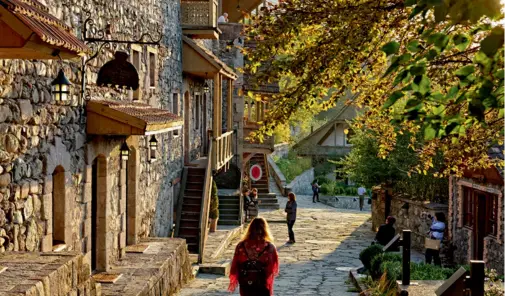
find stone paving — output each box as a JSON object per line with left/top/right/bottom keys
{"left": 178, "top": 193, "right": 375, "bottom": 296}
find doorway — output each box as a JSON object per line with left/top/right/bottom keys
{"left": 473, "top": 191, "right": 487, "bottom": 260}
{"left": 91, "top": 159, "right": 98, "bottom": 271}
{"left": 184, "top": 91, "right": 190, "bottom": 163}
{"left": 202, "top": 93, "right": 208, "bottom": 155}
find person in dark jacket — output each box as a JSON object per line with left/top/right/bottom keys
{"left": 375, "top": 216, "right": 396, "bottom": 246}
{"left": 285, "top": 192, "right": 297, "bottom": 243}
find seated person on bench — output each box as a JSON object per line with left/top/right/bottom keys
{"left": 374, "top": 216, "right": 397, "bottom": 249}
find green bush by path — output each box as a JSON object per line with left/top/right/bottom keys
{"left": 371, "top": 253, "right": 402, "bottom": 280}
{"left": 275, "top": 152, "right": 312, "bottom": 183}
{"left": 359, "top": 244, "right": 384, "bottom": 270}
{"left": 209, "top": 180, "right": 219, "bottom": 219}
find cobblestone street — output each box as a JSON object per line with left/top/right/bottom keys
{"left": 178, "top": 194, "right": 374, "bottom": 296}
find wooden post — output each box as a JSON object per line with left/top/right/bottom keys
{"left": 213, "top": 73, "right": 220, "bottom": 136}
{"left": 470, "top": 260, "right": 485, "bottom": 296}
{"left": 227, "top": 79, "right": 233, "bottom": 131}
{"left": 402, "top": 230, "right": 411, "bottom": 286}
{"left": 247, "top": 98, "right": 252, "bottom": 122}
{"left": 219, "top": 73, "right": 223, "bottom": 136}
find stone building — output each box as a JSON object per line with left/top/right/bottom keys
{"left": 447, "top": 147, "right": 504, "bottom": 274}
{"left": 0, "top": 0, "right": 253, "bottom": 292}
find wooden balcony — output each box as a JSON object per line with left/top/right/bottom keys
{"left": 181, "top": 0, "right": 220, "bottom": 39}
{"left": 243, "top": 122, "right": 275, "bottom": 154}
{"left": 212, "top": 130, "right": 235, "bottom": 172}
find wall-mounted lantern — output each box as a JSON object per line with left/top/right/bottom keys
{"left": 149, "top": 135, "right": 158, "bottom": 160}
{"left": 203, "top": 72, "right": 210, "bottom": 93}
{"left": 120, "top": 142, "right": 130, "bottom": 161}
{"left": 51, "top": 69, "right": 71, "bottom": 102}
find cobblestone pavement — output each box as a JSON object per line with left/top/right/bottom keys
{"left": 178, "top": 194, "right": 374, "bottom": 296}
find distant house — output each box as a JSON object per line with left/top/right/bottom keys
{"left": 448, "top": 146, "right": 504, "bottom": 274}
{"left": 293, "top": 102, "right": 357, "bottom": 160}
{"left": 292, "top": 101, "right": 357, "bottom": 182}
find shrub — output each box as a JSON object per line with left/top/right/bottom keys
{"left": 320, "top": 182, "right": 335, "bottom": 195}
{"left": 381, "top": 260, "right": 402, "bottom": 282}
{"left": 314, "top": 175, "right": 332, "bottom": 185}
{"left": 275, "top": 154, "right": 312, "bottom": 183}
{"left": 209, "top": 181, "right": 219, "bottom": 219}
{"left": 410, "top": 263, "right": 461, "bottom": 280}
{"left": 334, "top": 186, "right": 345, "bottom": 195}
{"left": 370, "top": 253, "right": 402, "bottom": 280}
{"left": 359, "top": 244, "right": 383, "bottom": 270}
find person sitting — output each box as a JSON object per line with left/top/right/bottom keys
{"left": 374, "top": 216, "right": 397, "bottom": 247}
{"left": 218, "top": 12, "right": 229, "bottom": 23}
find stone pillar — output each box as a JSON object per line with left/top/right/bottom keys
{"left": 119, "top": 158, "right": 127, "bottom": 258}
{"left": 127, "top": 147, "right": 139, "bottom": 246}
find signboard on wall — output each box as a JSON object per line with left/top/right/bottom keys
{"left": 250, "top": 164, "right": 262, "bottom": 182}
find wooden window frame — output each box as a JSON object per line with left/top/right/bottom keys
{"left": 486, "top": 193, "right": 498, "bottom": 237}
{"left": 463, "top": 186, "right": 474, "bottom": 228}
{"left": 172, "top": 92, "right": 179, "bottom": 116}
{"left": 147, "top": 46, "right": 158, "bottom": 90}
{"left": 130, "top": 44, "right": 143, "bottom": 101}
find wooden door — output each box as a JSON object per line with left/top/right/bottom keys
{"left": 473, "top": 191, "right": 487, "bottom": 260}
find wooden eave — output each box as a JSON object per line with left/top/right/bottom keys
{"left": 222, "top": 0, "right": 263, "bottom": 22}
{"left": 0, "top": 3, "right": 89, "bottom": 59}
{"left": 182, "top": 36, "right": 237, "bottom": 80}
{"left": 86, "top": 101, "right": 183, "bottom": 136}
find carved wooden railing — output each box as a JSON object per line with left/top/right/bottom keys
{"left": 212, "top": 130, "right": 235, "bottom": 172}
{"left": 181, "top": 0, "right": 218, "bottom": 28}
{"left": 198, "top": 140, "right": 213, "bottom": 263}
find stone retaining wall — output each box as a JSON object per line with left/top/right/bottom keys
{"left": 272, "top": 143, "right": 289, "bottom": 158}
{"left": 320, "top": 195, "right": 371, "bottom": 211}
{"left": 371, "top": 188, "right": 448, "bottom": 251}
{"left": 287, "top": 168, "right": 314, "bottom": 196}
{"left": 0, "top": 251, "right": 100, "bottom": 295}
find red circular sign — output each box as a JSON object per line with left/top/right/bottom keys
{"left": 250, "top": 164, "right": 262, "bottom": 181}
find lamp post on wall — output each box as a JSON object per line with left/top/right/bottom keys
{"left": 149, "top": 135, "right": 158, "bottom": 161}
{"left": 120, "top": 141, "right": 130, "bottom": 161}
{"left": 203, "top": 72, "right": 210, "bottom": 93}
{"left": 51, "top": 69, "right": 72, "bottom": 102}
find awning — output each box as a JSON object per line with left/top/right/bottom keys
{"left": 182, "top": 36, "right": 237, "bottom": 80}
{"left": 87, "top": 100, "right": 183, "bottom": 136}
{"left": 0, "top": 0, "right": 90, "bottom": 59}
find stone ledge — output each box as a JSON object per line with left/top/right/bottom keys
{"left": 198, "top": 261, "right": 231, "bottom": 275}
{"left": 99, "top": 237, "right": 193, "bottom": 296}
{"left": 348, "top": 266, "right": 369, "bottom": 296}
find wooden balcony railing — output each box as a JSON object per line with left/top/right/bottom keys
{"left": 243, "top": 121, "right": 275, "bottom": 152}
{"left": 181, "top": 0, "right": 218, "bottom": 28}
{"left": 212, "top": 130, "right": 235, "bottom": 172}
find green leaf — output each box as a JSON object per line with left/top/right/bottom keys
{"left": 398, "top": 53, "right": 412, "bottom": 65}
{"left": 405, "top": 0, "right": 417, "bottom": 5}
{"left": 434, "top": 4, "right": 448, "bottom": 22}
{"left": 445, "top": 122, "right": 460, "bottom": 135}
{"left": 405, "top": 98, "right": 422, "bottom": 110}
{"left": 384, "top": 60, "right": 400, "bottom": 76}
{"left": 452, "top": 34, "right": 470, "bottom": 51}
{"left": 482, "top": 96, "right": 497, "bottom": 109}
{"left": 480, "top": 27, "right": 505, "bottom": 57}
{"left": 409, "top": 4, "right": 427, "bottom": 19}
{"left": 424, "top": 125, "right": 437, "bottom": 140}
{"left": 454, "top": 65, "right": 475, "bottom": 78}
{"left": 426, "top": 49, "right": 439, "bottom": 61}
{"left": 499, "top": 108, "right": 504, "bottom": 118}
{"left": 412, "top": 75, "right": 431, "bottom": 95}
{"left": 383, "top": 91, "right": 404, "bottom": 109}
{"left": 407, "top": 40, "right": 421, "bottom": 53}
{"left": 393, "top": 70, "right": 410, "bottom": 87}
{"left": 468, "top": 99, "right": 485, "bottom": 121}
{"left": 410, "top": 64, "right": 426, "bottom": 75}
{"left": 382, "top": 41, "right": 401, "bottom": 56}
{"left": 446, "top": 86, "right": 459, "bottom": 99}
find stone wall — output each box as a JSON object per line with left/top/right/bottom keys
{"left": 371, "top": 188, "right": 448, "bottom": 251}
{"left": 267, "top": 155, "right": 287, "bottom": 196}
{"left": 0, "top": 0, "right": 185, "bottom": 270}
{"left": 449, "top": 176, "right": 504, "bottom": 274}
{"left": 287, "top": 168, "right": 314, "bottom": 196}
{"left": 320, "top": 195, "right": 371, "bottom": 211}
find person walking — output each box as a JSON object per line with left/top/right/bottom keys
{"left": 228, "top": 217, "right": 279, "bottom": 296}
{"left": 425, "top": 212, "right": 446, "bottom": 266}
{"left": 312, "top": 180, "right": 320, "bottom": 203}
{"left": 357, "top": 185, "right": 367, "bottom": 211}
{"left": 285, "top": 192, "right": 297, "bottom": 243}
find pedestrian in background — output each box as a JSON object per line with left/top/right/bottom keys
{"left": 425, "top": 212, "right": 446, "bottom": 266}
{"left": 357, "top": 185, "right": 367, "bottom": 211}
{"left": 312, "top": 180, "right": 320, "bottom": 203}
{"left": 285, "top": 192, "right": 297, "bottom": 243}
{"left": 218, "top": 12, "right": 228, "bottom": 23}
{"left": 229, "top": 217, "right": 279, "bottom": 296}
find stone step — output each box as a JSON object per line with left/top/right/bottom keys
{"left": 218, "top": 219, "right": 241, "bottom": 226}
{"left": 219, "top": 209, "right": 239, "bottom": 214}
{"left": 198, "top": 260, "right": 231, "bottom": 275}
{"left": 259, "top": 204, "right": 280, "bottom": 210}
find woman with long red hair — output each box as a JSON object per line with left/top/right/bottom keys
{"left": 228, "top": 217, "right": 279, "bottom": 295}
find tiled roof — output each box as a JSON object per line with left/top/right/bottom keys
{"left": 488, "top": 144, "right": 504, "bottom": 177}
{"left": 1, "top": 0, "right": 89, "bottom": 55}
{"left": 93, "top": 100, "right": 182, "bottom": 125}
{"left": 182, "top": 36, "right": 237, "bottom": 79}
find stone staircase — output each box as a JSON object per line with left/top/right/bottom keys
{"left": 176, "top": 167, "right": 205, "bottom": 254}
{"left": 257, "top": 193, "right": 280, "bottom": 210}
{"left": 218, "top": 195, "right": 241, "bottom": 225}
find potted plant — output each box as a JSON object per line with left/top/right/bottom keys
{"left": 209, "top": 180, "right": 219, "bottom": 232}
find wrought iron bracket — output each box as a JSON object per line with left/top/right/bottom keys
{"left": 79, "top": 8, "right": 163, "bottom": 105}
